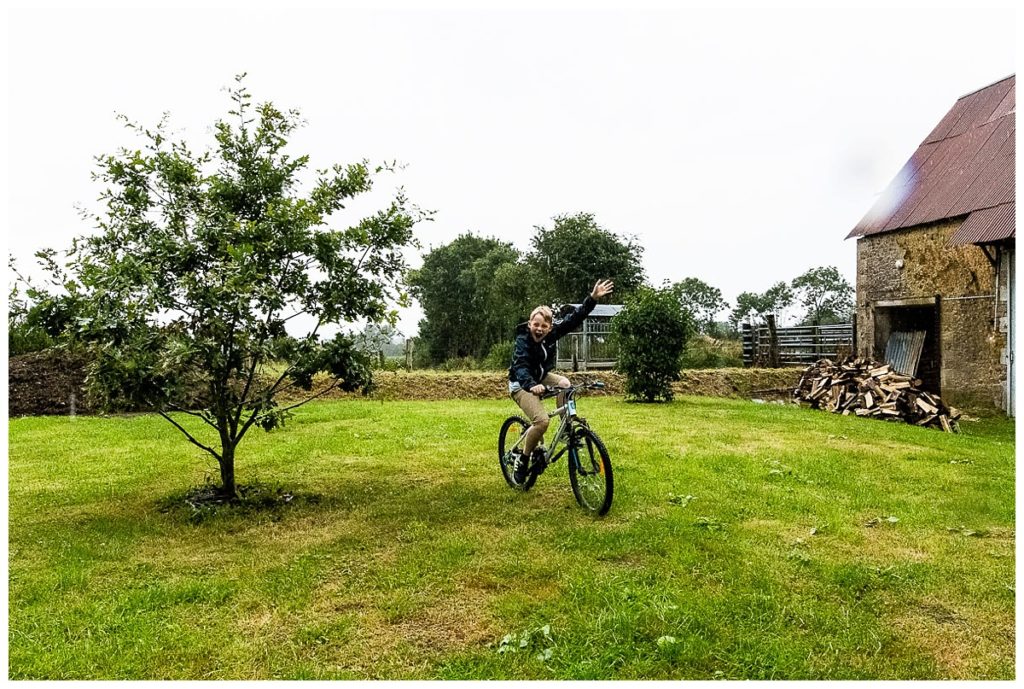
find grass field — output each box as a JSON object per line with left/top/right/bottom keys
{"left": 7, "top": 396, "right": 1015, "bottom": 679}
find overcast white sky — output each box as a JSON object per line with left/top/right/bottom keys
{"left": 4, "top": 1, "right": 1017, "bottom": 336}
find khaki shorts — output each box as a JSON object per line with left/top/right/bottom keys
{"left": 511, "top": 372, "right": 569, "bottom": 424}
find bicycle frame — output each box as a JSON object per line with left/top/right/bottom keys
{"left": 510, "top": 387, "right": 584, "bottom": 469}
{"left": 500, "top": 379, "right": 611, "bottom": 514}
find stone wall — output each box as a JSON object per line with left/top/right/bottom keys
{"left": 854, "top": 219, "right": 1009, "bottom": 411}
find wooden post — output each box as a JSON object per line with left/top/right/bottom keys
{"left": 766, "top": 314, "right": 780, "bottom": 368}
{"left": 404, "top": 338, "right": 414, "bottom": 371}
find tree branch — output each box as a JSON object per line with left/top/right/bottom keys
{"left": 158, "top": 411, "right": 222, "bottom": 460}
{"left": 355, "top": 244, "right": 372, "bottom": 272}
{"left": 281, "top": 309, "right": 309, "bottom": 322}
{"left": 276, "top": 380, "right": 343, "bottom": 413}
{"left": 263, "top": 319, "right": 323, "bottom": 400}
{"left": 167, "top": 404, "right": 219, "bottom": 430}
{"left": 232, "top": 256, "right": 299, "bottom": 432}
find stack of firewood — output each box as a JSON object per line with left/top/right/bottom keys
{"left": 793, "top": 357, "right": 960, "bottom": 432}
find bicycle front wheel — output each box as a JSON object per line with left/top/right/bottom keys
{"left": 498, "top": 415, "right": 537, "bottom": 491}
{"left": 568, "top": 428, "right": 613, "bottom": 515}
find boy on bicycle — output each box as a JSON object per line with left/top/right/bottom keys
{"left": 507, "top": 279, "right": 614, "bottom": 484}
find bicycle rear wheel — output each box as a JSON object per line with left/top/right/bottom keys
{"left": 498, "top": 415, "right": 537, "bottom": 491}
{"left": 568, "top": 428, "right": 613, "bottom": 515}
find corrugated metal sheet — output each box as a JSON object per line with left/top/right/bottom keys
{"left": 949, "top": 202, "right": 1016, "bottom": 245}
{"left": 564, "top": 304, "right": 622, "bottom": 318}
{"left": 848, "top": 75, "right": 1016, "bottom": 242}
{"left": 947, "top": 77, "right": 1012, "bottom": 138}
{"left": 944, "top": 118, "right": 1014, "bottom": 216}
{"left": 924, "top": 98, "right": 968, "bottom": 144}
{"left": 885, "top": 330, "right": 926, "bottom": 376}
{"left": 852, "top": 146, "right": 933, "bottom": 236}
{"left": 890, "top": 124, "right": 978, "bottom": 229}
{"left": 974, "top": 127, "right": 1015, "bottom": 209}
{"left": 986, "top": 82, "right": 1016, "bottom": 122}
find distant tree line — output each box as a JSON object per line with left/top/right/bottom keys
{"left": 406, "top": 212, "right": 646, "bottom": 366}
{"left": 10, "top": 209, "right": 854, "bottom": 371}
{"left": 400, "top": 211, "right": 854, "bottom": 369}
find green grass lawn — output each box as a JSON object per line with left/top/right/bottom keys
{"left": 7, "top": 396, "right": 1015, "bottom": 679}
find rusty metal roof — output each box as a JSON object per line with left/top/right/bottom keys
{"left": 847, "top": 75, "right": 1015, "bottom": 245}
{"left": 949, "top": 202, "right": 1015, "bottom": 244}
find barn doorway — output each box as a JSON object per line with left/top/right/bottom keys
{"left": 872, "top": 298, "right": 941, "bottom": 394}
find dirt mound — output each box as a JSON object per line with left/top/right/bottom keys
{"left": 8, "top": 350, "right": 95, "bottom": 416}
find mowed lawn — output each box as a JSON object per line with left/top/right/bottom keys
{"left": 7, "top": 396, "right": 1015, "bottom": 679}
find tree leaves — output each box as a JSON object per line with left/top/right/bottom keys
{"left": 530, "top": 212, "right": 645, "bottom": 303}
{"left": 407, "top": 233, "right": 523, "bottom": 363}
{"left": 612, "top": 286, "right": 694, "bottom": 402}
{"left": 790, "top": 266, "right": 854, "bottom": 326}
{"left": 669, "top": 277, "right": 728, "bottom": 335}
{"left": 61, "top": 76, "right": 425, "bottom": 496}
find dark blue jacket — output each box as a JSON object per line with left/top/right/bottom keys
{"left": 508, "top": 295, "right": 597, "bottom": 391}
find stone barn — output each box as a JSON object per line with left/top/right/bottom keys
{"left": 847, "top": 75, "right": 1015, "bottom": 414}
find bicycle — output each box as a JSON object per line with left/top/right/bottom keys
{"left": 498, "top": 381, "right": 614, "bottom": 516}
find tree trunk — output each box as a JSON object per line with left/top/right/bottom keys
{"left": 219, "top": 444, "right": 237, "bottom": 500}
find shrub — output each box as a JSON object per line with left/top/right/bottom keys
{"left": 612, "top": 286, "right": 694, "bottom": 401}
{"left": 9, "top": 324, "right": 55, "bottom": 356}
{"left": 8, "top": 293, "right": 80, "bottom": 356}
{"left": 440, "top": 356, "right": 480, "bottom": 371}
{"left": 483, "top": 341, "right": 513, "bottom": 371}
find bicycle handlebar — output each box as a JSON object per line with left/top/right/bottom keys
{"left": 538, "top": 381, "right": 606, "bottom": 399}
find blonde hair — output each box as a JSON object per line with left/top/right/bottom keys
{"left": 529, "top": 305, "right": 553, "bottom": 324}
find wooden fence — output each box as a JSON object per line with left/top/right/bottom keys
{"left": 742, "top": 320, "right": 854, "bottom": 367}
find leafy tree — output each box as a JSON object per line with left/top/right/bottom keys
{"left": 729, "top": 291, "right": 761, "bottom": 329}
{"left": 529, "top": 213, "right": 645, "bottom": 303}
{"left": 760, "top": 281, "right": 795, "bottom": 321}
{"left": 407, "top": 233, "right": 520, "bottom": 363}
{"left": 669, "top": 277, "right": 728, "bottom": 335}
{"left": 7, "top": 254, "right": 83, "bottom": 355}
{"left": 611, "top": 286, "right": 694, "bottom": 402}
{"left": 729, "top": 281, "right": 794, "bottom": 328}
{"left": 790, "top": 266, "right": 854, "bottom": 325}
{"left": 62, "top": 75, "right": 426, "bottom": 499}
{"left": 352, "top": 322, "right": 402, "bottom": 366}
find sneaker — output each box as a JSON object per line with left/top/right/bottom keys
{"left": 511, "top": 450, "right": 530, "bottom": 484}
{"left": 530, "top": 447, "right": 548, "bottom": 476}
